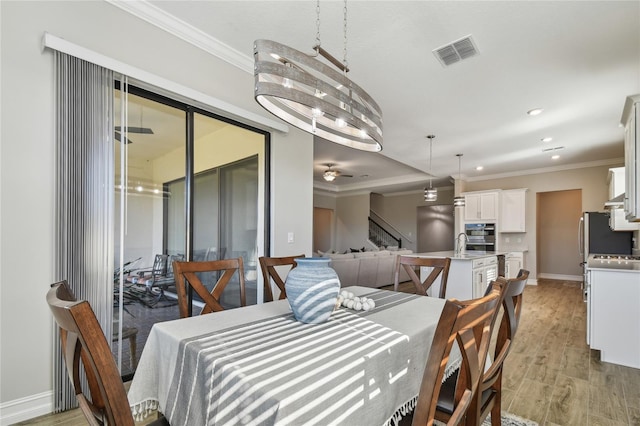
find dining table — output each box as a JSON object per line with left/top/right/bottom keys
{"left": 128, "top": 286, "right": 460, "bottom": 426}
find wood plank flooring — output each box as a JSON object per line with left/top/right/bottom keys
{"left": 17, "top": 279, "right": 639, "bottom": 425}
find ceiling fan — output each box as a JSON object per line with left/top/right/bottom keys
{"left": 323, "top": 163, "right": 353, "bottom": 182}
{"left": 114, "top": 126, "right": 154, "bottom": 144}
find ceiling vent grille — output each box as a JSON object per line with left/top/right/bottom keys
{"left": 433, "top": 35, "right": 479, "bottom": 67}
{"left": 542, "top": 146, "right": 565, "bottom": 152}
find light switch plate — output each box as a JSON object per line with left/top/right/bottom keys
{"left": 287, "top": 232, "right": 294, "bottom": 243}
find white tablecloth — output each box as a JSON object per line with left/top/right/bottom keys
{"left": 128, "top": 286, "right": 458, "bottom": 426}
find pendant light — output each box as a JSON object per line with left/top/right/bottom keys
{"left": 454, "top": 153, "right": 465, "bottom": 207}
{"left": 424, "top": 135, "right": 437, "bottom": 202}
{"left": 253, "top": 0, "right": 383, "bottom": 152}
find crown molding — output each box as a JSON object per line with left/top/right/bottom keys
{"left": 105, "top": 0, "right": 254, "bottom": 74}
{"left": 465, "top": 157, "right": 624, "bottom": 182}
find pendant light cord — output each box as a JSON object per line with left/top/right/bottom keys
{"left": 428, "top": 135, "right": 434, "bottom": 189}
{"left": 315, "top": 0, "right": 321, "bottom": 49}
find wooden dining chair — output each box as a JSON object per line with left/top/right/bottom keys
{"left": 173, "top": 257, "right": 246, "bottom": 318}
{"left": 46, "top": 280, "right": 168, "bottom": 426}
{"left": 258, "top": 254, "right": 305, "bottom": 301}
{"left": 466, "top": 269, "right": 530, "bottom": 426}
{"left": 394, "top": 255, "right": 452, "bottom": 298}
{"left": 411, "top": 279, "right": 504, "bottom": 425}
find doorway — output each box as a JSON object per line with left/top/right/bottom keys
{"left": 313, "top": 207, "right": 334, "bottom": 252}
{"left": 417, "top": 204, "right": 455, "bottom": 253}
{"left": 536, "top": 189, "right": 582, "bottom": 280}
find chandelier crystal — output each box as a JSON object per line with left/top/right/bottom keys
{"left": 253, "top": 1, "right": 382, "bottom": 151}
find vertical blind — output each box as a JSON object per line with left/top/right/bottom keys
{"left": 53, "top": 51, "right": 114, "bottom": 412}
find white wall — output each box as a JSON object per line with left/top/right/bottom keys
{"left": 0, "top": 1, "right": 313, "bottom": 420}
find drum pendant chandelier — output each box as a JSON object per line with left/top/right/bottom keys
{"left": 253, "top": 1, "right": 383, "bottom": 152}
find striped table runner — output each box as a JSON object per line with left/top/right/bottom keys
{"left": 129, "top": 288, "right": 456, "bottom": 426}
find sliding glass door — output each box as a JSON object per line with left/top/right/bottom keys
{"left": 113, "top": 84, "right": 268, "bottom": 378}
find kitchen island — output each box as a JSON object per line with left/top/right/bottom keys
{"left": 407, "top": 251, "right": 507, "bottom": 300}
{"left": 586, "top": 255, "right": 640, "bottom": 369}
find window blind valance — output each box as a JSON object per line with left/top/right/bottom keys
{"left": 42, "top": 32, "right": 288, "bottom": 134}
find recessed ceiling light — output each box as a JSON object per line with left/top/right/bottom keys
{"left": 476, "top": 166, "right": 483, "bottom": 171}
{"left": 541, "top": 137, "right": 553, "bottom": 143}
{"left": 551, "top": 155, "right": 560, "bottom": 160}
{"left": 527, "top": 108, "right": 543, "bottom": 116}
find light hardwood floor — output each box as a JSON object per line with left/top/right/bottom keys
{"left": 17, "top": 279, "right": 639, "bottom": 425}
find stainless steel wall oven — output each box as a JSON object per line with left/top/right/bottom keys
{"left": 465, "top": 223, "right": 496, "bottom": 251}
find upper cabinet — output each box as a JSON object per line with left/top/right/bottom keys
{"left": 608, "top": 167, "right": 639, "bottom": 231}
{"left": 464, "top": 191, "right": 499, "bottom": 222}
{"left": 500, "top": 189, "right": 527, "bottom": 232}
{"left": 622, "top": 94, "right": 640, "bottom": 222}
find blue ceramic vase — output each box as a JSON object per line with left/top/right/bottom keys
{"left": 285, "top": 257, "right": 341, "bottom": 324}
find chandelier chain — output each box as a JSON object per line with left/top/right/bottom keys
{"left": 343, "top": 0, "right": 348, "bottom": 69}
{"left": 316, "top": 0, "right": 321, "bottom": 48}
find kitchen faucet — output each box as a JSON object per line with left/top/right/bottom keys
{"left": 455, "top": 232, "right": 469, "bottom": 255}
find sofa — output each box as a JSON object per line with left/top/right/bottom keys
{"left": 318, "top": 249, "right": 414, "bottom": 288}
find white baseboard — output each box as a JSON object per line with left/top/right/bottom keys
{"left": 526, "top": 278, "right": 538, "bottom": 286}
{"left": 537, "top": 273, "right": 582, "bottom": 282}
{"left": 0, "top": 391, "right": 53, "bottom": 425}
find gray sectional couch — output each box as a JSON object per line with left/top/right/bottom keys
{"left": 319, "top": 249, "right": 414, "bottom": 288}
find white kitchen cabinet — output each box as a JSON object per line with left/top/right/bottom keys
{"left": 472, "top": 256, "right": 498, "bottom": 298}
{"left": 418, "top": 254, "right": 498, "bottom": 300}
{"left": 608, "top": 167, "right": 639, "bottom": 230}
{"left": 611, "top": 208, "right": 640, "bottom": 231}
{"left": 589, "top": 268, "right": 640, "bottom": 368}
{"left": 621, "top": 95, "right": 640, "bottom": 222}
{"left": 505, "top": 252, "right": 524, "bottom": 278}
{"left": 464, "top": 191, "right": 499, "bottom": 222}
{"left": 500, "top": 189, "right": 527, "bottom": 232}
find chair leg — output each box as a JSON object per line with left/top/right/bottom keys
{"left": 491, "top": 374, "right": 503, "bottom": 426}
{"left": 128, "top": 333, "right": 137, "bottom": 369}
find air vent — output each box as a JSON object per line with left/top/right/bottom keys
{"left": 433, "top": 35, "right": 479, "bottom": 67}
{"left": 542, "top": 146, "right": 565, "bottom": 152}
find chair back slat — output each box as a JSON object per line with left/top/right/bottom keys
{"left": 173, "top": 258, "right": 246, "bottom": 318}
{"left": 394, "top": 255, "right": 451, "bottom": 298}
{"left": 259, "top": 255, "right": 305, "bottom": 301}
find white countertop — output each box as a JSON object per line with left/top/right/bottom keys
{"left": 408, "top": 250, "right": 507, "bottom": 261}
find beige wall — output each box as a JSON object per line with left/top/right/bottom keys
{"left": 335, "top": 193, "right": 371, "bottom": 252}
{"left": 0, "top": 0, "right": 313, "bottom": 413}
{"left": 372, "top": 188, "right": 454, "bottom": 252}
{"left": 465, "top": 163, "right": 622, "bottom": 280}
{"left": 314, "top": 192, "right": 337, "bottom": 211}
